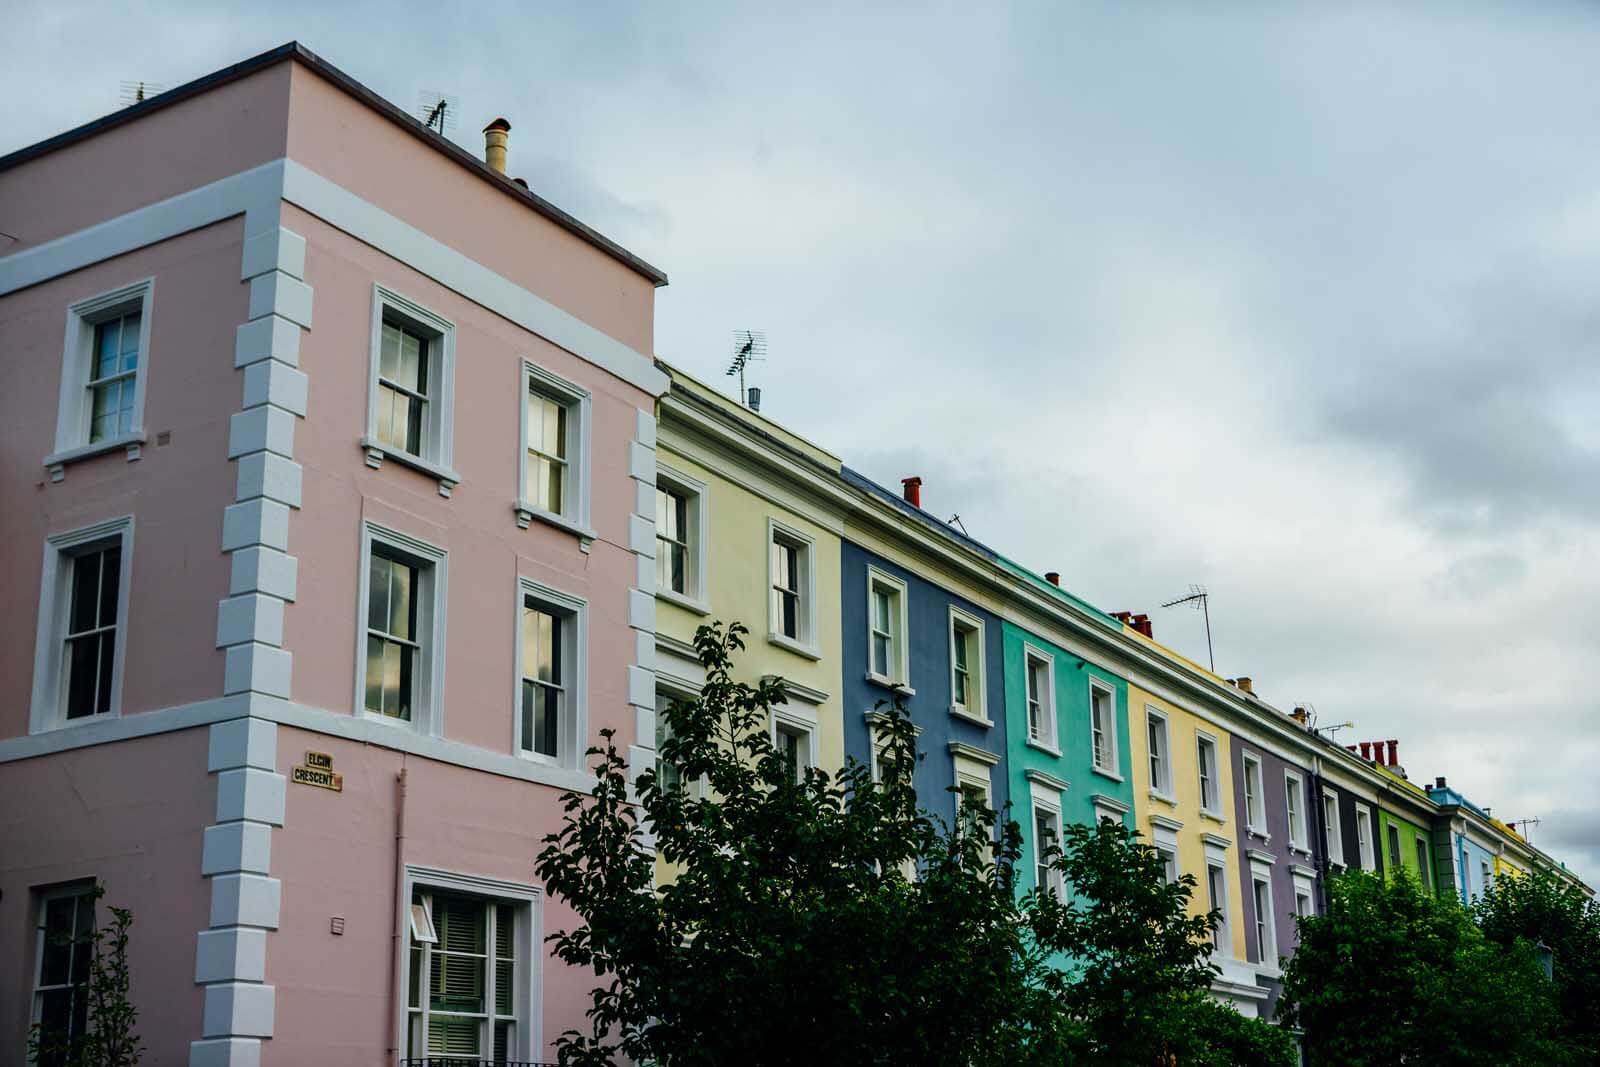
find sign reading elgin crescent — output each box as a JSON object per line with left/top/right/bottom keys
{"left": 291, "top": 750, "right": 343, "bottom": 792}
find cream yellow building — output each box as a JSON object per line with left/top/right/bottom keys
{"left": 1128, "top": 680, "right": 1248, "bottom": 965}
{"left": 651, "top": 365, "right": 846, "bottom": 777}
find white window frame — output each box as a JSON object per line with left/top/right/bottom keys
{"left": 354, "top": 521, "right": 448, "bottom": 737}
{"left": 766, "top": 519, "right": 818, "bottom": 658}
{"left": 1250, "top": 862, "right": 1278, "bottom": 966}
{"left": 653, "top": 464, "right": 709, "bottom": 613}
{"left": 1087, "top": 678, "right": 1121, "bottom": 779}
{"left": 1241, "top": 752, "right": 1267, "bottom": 836}
{"left": 31, "top": 882, "right": 98, "bottom": 1041}
{"left": 1322, "top": 788, "right": 1345, "bottom": 868}
{"left": 513, "top": 577, "right": 587, "bottom": 768}
{"left": 30, "top": 516, "right": 135, "bottom": 734}
{"left": 947, "top": 606, "right": 987, "bottom": 723}
{"left": 865, "top": 709, "right": 922, "bottom": 785}
{"left": 1196, "top": 732, "right": 1223, "bottom": 819}
{"left": 1151, "top": 822, "right": 1180, "bottom": 884}
{"left": 1387, "top": 822, "right": 1403, "bottom": 870}
{"left": 1354, "top": 804, "right": 1376, "bottom": 871}
{"left": 1030, "top": 794, "right": 1066, "bottom": 901}
{"left": 47, "top": 279, "right": 155, "bottom": 478}
{"left": 951, "top": 744, "right": 1000, "bottom": 847}
{"left": 362, "top": 285, "right": 459, "bottom": 494}
{"left": 1092, "top": 794, "right": 1130, "bottom": 827}
{"left": 655, "top": 679, "right": 706, "bottom": 799}
{"left": 864, "top": 566, "right": 911, "bottom": 690}
{"left": 1204, "top": 843, "right": 1231, "bottom": 955}
{"left": 399, "top": 865, "right": 542, "bottom": 1062}
{"left": 1022, "top": 644, "right": 1058, "bottom": 753}
{"left": 514, "top": 360, "right": 594, "bottom": 539}
{"left": 1285, "top": 771, "right": 1309, "bottom": 852}
{"left": 770, "top": 705, "right": 818, "bottom": 783}
{"left": 1145, "top": 706, "right": 1172, "bottom": 800}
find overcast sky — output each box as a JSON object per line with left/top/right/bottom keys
{"left": 7, "top": 2, "right": 1598, "bottom": 885}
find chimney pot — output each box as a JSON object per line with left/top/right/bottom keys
{"left": 1386, "top": 739, "right": 1399, "bottom": 766}
{"left": 1045, "top": 572, "right": 1061, "bottom": 586}
{"left": 1434, "top": 776, "right": 1447, "bottom": 789}
{"left": 1235, "top": 676, "right": 1254, "bottom": 695}
{"left": 746, "top": 386, "right": 762, "bottom": 412}
{"left": 900, "top": 476, "right": 922, "bottom": 508}
{"left": 1132, "top": 613, "right": 1153, "bottom": 639}
{"left": 1359, "top": 741, "right": 1372, "bottom": 761}
{"left": 1291, "top": 706, "right": 1309, "bottom": 725}
{"left": 483, "top": 117, "right": 511, "bottom": 174}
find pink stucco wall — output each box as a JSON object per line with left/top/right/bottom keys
{"left": 265, "top": 726, "right": 593, "bottom": 1065}
{"left": 0, "top": 728, "right": 212, "bottom": 1065}
{"left": 283, "top": 64, "right": 656, "bottom": 356}
{"left": 0, "top": 220, "right": 247, "bottom": 735}
{"left": 0, "top": 64, "right": 289, "bottom": 253}
{"left": 280, "top": 203, "right": 645, "bottom": 756}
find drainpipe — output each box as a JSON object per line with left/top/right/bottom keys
{"left": 388, "top": 763, "right": 410, "bottom": 1060}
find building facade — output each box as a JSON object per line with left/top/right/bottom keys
{"left": 1, "top": 44, "right": 668, "bottom": 1066}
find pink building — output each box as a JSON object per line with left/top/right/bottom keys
{"left": 0, "top": 43, "right": 669, "bottom": 1066}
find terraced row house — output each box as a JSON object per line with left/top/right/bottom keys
{"left": 0, "top": 43, "right": 1588, "bottom": 1067}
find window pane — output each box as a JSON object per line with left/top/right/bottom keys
{"left": 427, "top": 1014, "right": 480, "bottom": 1056}
{"left": 537, "top": 610, "right": 556, "bottom": 683}
{"left": 546, "top": 398, "right": 566, "bottom": 459}
{"left": 119, "top": 311, "right": 141, "bottom": 371}
{"left": 871, "top": 634, "right": 889, "bottom": 677}
{"left": 952, "top": 630, "right": 968, "bottom": 671}
{"left": 69, "top": 553, "right": 100, "bottom": 634}
{"left": 780, "top": 590, "right": 798, "bottom": 638}
{"left": 368, "top": 555, "right": 391, "bottom": 633}
{"left": 388, "top": 560, "right": 415, "bottom": 642}
{"left": 65, "top": 636, "right": 100, "bottom": 720}
{"left": 95, "top": 320, "right": 119, "bottom": 379}
{"left": 97, "top": 548, "right": 120, "bottom": 627}
{"left": 40, "top": 898, "right": 76, "bottom": 985}
{"left": 534, "top": 683, "right": 560, "bottom": 757}
{"left": 380, "top": 323, "right": 402, "bottom": 382}
{"left": 404, "top": 391, "right": 424, "bottom": 455}
{"left": 545, "top": 456, "right": 564, "bottom": 514}
{"left": 90, "top": 382, "right": 118, "bottom": 443}
{"left": 94, "top": 632, "right": 115, "bottom": 715}
{"left": 397, "top": 332, "right": 426, "bottom": 396}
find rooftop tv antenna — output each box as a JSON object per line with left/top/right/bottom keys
{"left": 1320, "top": 721, "right": 1355, "bottom": 741}
{"left": 1160, "top": 584, "right": 1214, "bottom": 672}
{"left": 1510, "top": 817, "right": 1542, "bottom": 843}
{"left": 417, "top": 90, "right": 460, "bottom": 136}
{"left": 727, "top": 330, "right": 767, "bottom": 407}
{"left": 947, "top": 514, "right": 969, "bottom": 537}
{"left": 120, "top": 81, "right": 164, "bottom": 107}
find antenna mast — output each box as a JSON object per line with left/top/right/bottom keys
{"left": 727, "top": 330, "right": 767, "bottom": 407}
{"left": 1160, "top": 584, "right": 1214, "bottom": 672}
{"left": 417, "top": 90, "right": 461, "bottom": 136}
{"left": 1510, "top": 817, "right": 1541, "bottom": 844}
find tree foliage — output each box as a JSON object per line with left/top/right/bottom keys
{"left": 1280, "top": 870, "right": 1570, "bottom": 1066}
{"left": 535, "top": 621, "right": 1289, "bottom": 1066}
{"left": 1475, "top": 868, "right": 1600, "bottom": 1062}
{"left": 29, "top": 888, "right": 144, "bottom": 1067}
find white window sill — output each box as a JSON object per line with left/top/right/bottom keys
{"left": 948, "top": 706, "right": 992, "bottom": 728}
{"left": 516, "top": 749, "right": 566, "bottom": 770}
{"left": 1289, "top": 843, "right": 1313, "bottom": 858}
{"left": 360, "top": 437, "right": 460, "bottom": 497}
{"left": 656, "top": 588, "right": 710, "bottom": 616}
{"left": 767, "top": 632, "right": 821, "bottom": 661}
{"left": 44, "top": 431, "right": 147, "bottom": 481}
{"left": 1247, "top": 827, "right": 1272, "bottom": 844}
{"left": 1199, "top": 808, "right": 1228, "bottom": 825}
{"left": 1025, "top": 738, "right": 1062, "bottom": 758}
{"left": 359, "top": 709, "right": 430, "bottom": 735}
{"left": 1148, "top": 789, "right": 1177, "bottom": 807}
{"left": 512, "top": 500, "right": 596, "bottom": 547}
{"left": 1090, "top": 765, "right": 1124, "bottom": 784}
{"left": 865, "top": 672, "right": 915, "bottom": 698}
{"left": 31, "top": 709, "right": 120, "bottom": 736}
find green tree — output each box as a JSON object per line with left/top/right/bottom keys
{"left": 1475, "top": 868, "right": 1600, "bottom": 1062}
{"left": 28, "top": 888, "right": 143, "bottom": 1067}
{"left": 1280, "top": 870, "right": 1568, "bottom": 1066}
{"left": 536, "top": 621, "right": 1291, "bottom": 1066}
{"left": 1034, "top": 818, "right": 1294, "bottom": 1066}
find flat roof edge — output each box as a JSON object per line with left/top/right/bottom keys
{"left": 0, "top": 42, "right": 669, "bottom": 288}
